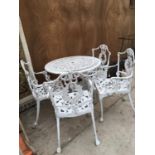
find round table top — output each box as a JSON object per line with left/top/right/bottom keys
{"left": 45, "top": 56, "right": 101, "bottom": 74}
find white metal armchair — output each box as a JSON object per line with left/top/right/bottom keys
{"left": 94, "top": 48, "right": 135, "bottom": 122}
{"left": 92, "top": 44, "right": 111, "bottom": 79}
{"left": 44, "top": 72, "right": 100, "bottom": 153}
{"left": 20, "top": 60, "right": 50, "bottom": 127}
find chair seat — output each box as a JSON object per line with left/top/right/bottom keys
{"left": 34, "top": 86, "right": 49, "bottom": 100}
{"left": 52, "top": 90, "right": 92, "bottom": 117}
{"left": 94, "top": 78, "right": 130, "bottom": 97}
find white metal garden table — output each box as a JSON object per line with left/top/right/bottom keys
{"left": 45, "top": 56, "right": 101, "bottom": 74}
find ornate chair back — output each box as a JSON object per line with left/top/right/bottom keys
{"left": 20, "top": 60, "right": 38, "bottom": 94}
{"left": 92, "top": 44, "right": 111, "bottom": 79}
{"left": 92, "top": 44, "right": 111, "bottom": 66}
{"left": 117, "top": 48, "right": 135, "bottom": 77}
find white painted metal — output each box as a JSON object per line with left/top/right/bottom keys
{"left": 92, "top": 44, "right": 111, "bottom": 66}
{"left": 20, "top": 60, "right": 50, "bottom": 127}
{"left": 92, "top": 44, "right": 111, "bottom": 80}
{"left": 94, "top": 48, "right": 135, "bottom": 122}
{"left": 45, "top": 56, "right": 101, "bottom": 74}
{"left": 44, "top": 72, "right": 100, "bottom": 153}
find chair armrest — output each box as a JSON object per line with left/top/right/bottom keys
{"left": 31, "top": 80, "right": 43, "bottom": 91}
{"left": 43, "top": 80, "right": 57, "bottom": 102}
{"left": 106, "top": 64, "right": 118, "bottom": 69}
{"left": 32, "top": 82, "right": 42, "bottom": 88}
{"left": 111, "top": 72, "right": 133, "bottom": 80}
{"left": 34, "top": 71, "right": 45, "bottom": 75}
{"left": 43, "top": 81, "right": 53, "bottom": 92}
{"left": 35, "top": 71, "right": 50, "bottom": 81}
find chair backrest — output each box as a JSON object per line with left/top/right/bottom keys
{"left": 44, "top": 72, "right": 93, "bottom": 107}
{"left": 20, "top": 60, "right": 38, "bottom": 93}
{"left": 117, "top": 48, "right": 135, "bottom": 77}
{"left": 92, "top": 44, "right": 111, "bottom": 66}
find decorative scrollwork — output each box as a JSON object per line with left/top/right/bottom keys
{"left": 45, "top": 72, "right": 93, "bottom": 117}
{"left": 92, "top": 44, "right": 111, "bottom": 81}
{"left": 20, "top": 60, "right": 49, "bottom": 100}
{"left": 94, "top": 48, "right": 134, "bottom": 98}
{"left": 92, "top": 44, "right": 111, "bottom": 66}
{"left": 45, "top": 56, "right": 101, "bottom": 74}
{"left": 125, "top": 48, "right": 134, "bottom": 75}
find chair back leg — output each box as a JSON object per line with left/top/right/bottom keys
{"left": 33, "top": 100, "right": 40, "bottom": 127}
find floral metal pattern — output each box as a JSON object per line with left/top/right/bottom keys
{"left": 92, "top": 44, "right": 111, "bottom": 80}
{"left": 44, "top": 72, "right": 100, "bottom": 153}
{"left": 45, "top": 73, "right": 93, "bottom": 117}
{"left": 45, "top": 56, "right": 101, "bottom": 74}
{"left": 20, "top": 60, "right": 50, "bottom": 126}
{"left": 94, "top": 48, "right": 135, "bottom": 122}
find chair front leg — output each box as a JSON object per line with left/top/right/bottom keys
{"left": 56, "top": 117, "right": 61, "bottom": 153}
{"left": 99, "top": 96, "right": 104, "bottom": 122}
{"left": 128, "top": 92, "right": 135, "bottom": 111}
{"left": 33, "top": 100, "right": 40, "bottom": 127}
{"left": 91, "top": 110, "right": 100, "bottom": 146}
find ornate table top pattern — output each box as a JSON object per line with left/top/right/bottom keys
{"left": 45, "top": 56, "right": 101, "bottom": 74}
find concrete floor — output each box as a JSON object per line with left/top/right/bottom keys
{"left": 20, "top": 87, "right": 135, "bottom": 155}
